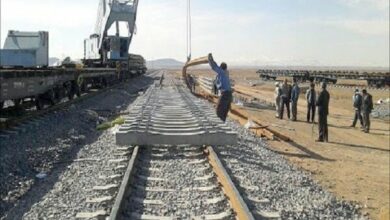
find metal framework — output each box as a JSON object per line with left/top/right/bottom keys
{"left": 85, "top": 0, "right": 139, "bottom": 63}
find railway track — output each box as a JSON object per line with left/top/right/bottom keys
{"left": 113, "top": 145, "right": 253, "bottom": 220}
{"left": 76, "top": 73, "right": 255, "bottom": 219}
{"left": 0, "top": 71, "right": 160, "bottom": 134}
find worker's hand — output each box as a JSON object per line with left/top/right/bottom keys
{"left": 208, "top": 53, "right": 213, "bottom": 61}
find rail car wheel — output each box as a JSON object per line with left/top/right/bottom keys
{"left": 13, "top": 99, "right": 22, "bottom": 108}
{"left": 68, "top": 91, "right": 74, "bottom": 100}
{"left": 67, "top": 84, "right": 75, "bottom": 100}
{"left": 76, "top": 85, "right": 81, "bottom": 97}
{"left": 35, "top": 96, "right": 44, "bottom": 110}
{"left": 102, "top": 78, "right": 108, "bottom": 88}
{"left": 48, "top": 89, "right": 58, "bottom": 106}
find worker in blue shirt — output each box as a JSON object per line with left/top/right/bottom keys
{"left": 208, "top": 53, "right": 232, "bottom": 122}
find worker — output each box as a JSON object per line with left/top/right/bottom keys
{"left": 350, "top": 89, "right": 363, "bottom": 128}
{"left": 159, "top": 73, "right": 165, "bottom": 88}
{"left": 274, "top": 82, "right": 282, "bottom": 118}
{"left": 306, "top": 83, "right": 316, "bottom": 123}
{"left": 316, "top": 82, "right": 330, "bottom": 142}
{"left": 187, "top": 75, "right": 195, "bottom": 92}
{"left": 208, "top": 53, "right": 232, "bottom": 122}
{"left": 361, "top": 89, "right": 373, "bottom": 133}
{"left": 279, "top": 79, "right": 292, "bottom": 119}
{"left": 290, "top": 79, "right": 300, "bottom": 121}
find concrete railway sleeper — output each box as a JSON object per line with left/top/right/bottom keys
{"left": 76, "top": 74, "right": 256, "bottom": 220}
{"left": 76, "top": 145, "right": 255, "bottom": 220}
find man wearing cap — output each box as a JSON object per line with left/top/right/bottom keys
{"left": 351, "top": 89, "right": 363, "bottom": 128}
{"left": 274, "top": 82, "right": 282, "bottom": 118}
{"left": 208, "top": 53, "right": 232, "bottom": 122}
{"left": 361, "top": 89, "right": 373, "bottom": 133}
{"left": 316, "top": 82, "right": 330, "bottom": 142}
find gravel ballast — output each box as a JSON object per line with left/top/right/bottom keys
{"left": 123, "top": 147, "right": 232, "bottom": 219}
{"left": 0, "top": 72, "right": 160, "bottom": 219}
{"left": 1, "top": 71, "right": 366, "bottom": 219}
{"left": 215, "top": 121, "right": 366, "bottom": 219}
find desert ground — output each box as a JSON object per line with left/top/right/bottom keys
{"left": 184, "top": 68, "right": 390, "bottom": 220}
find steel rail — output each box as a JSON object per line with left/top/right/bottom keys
{"left": 108, "top": 145, "right": 254, "bottom": 220}
{"left": 206, "top": 146, "right": 255, "bottom": 220}
{"left": 109, "top": 146, "right": 139, "bottom": 220}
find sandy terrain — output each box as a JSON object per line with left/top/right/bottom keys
{"left": 185, "top": 68, "right": 390, "bottom": 220}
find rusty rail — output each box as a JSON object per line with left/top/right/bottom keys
{"left": 206, "top": 146, "right": 255, "bottom": 220}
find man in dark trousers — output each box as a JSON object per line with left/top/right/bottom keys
{"left": 213, "top": 78, "right": 218, "bottom": 95}
{"left": 350, "top": 89, "right": 363, "bottom": 128}
{"left": 361, "top": 89, "right": 373, "bottom": 133}
{"left": 279, "top": 79, "right": 292, "bottom": 119}
{"left": 290, "top": 79, "right": 300, "bottom": 121}
{"left": 316, "top": 82, "right": 330, "bottom": 142}
{"left": 306, "top": 83, "right": 316, "bottom": 123}
{"left": 208, "top": 53, "right": 232, "bottom": 122}
{"left": 187, "top": 74, "right": 195, "bottom": 92}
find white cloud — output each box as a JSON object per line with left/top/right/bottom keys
{"left": 1, "top": 0, "right": 388, "bottom": 67}
{"left": 3, "top": 0, "right": 96, "bottom": 28}
{"left": 130, "top": 0, "right": 187, "bottom": 60}
{"left": 339, "top": 20, "right": 389, "bottom": 35}
{"left": 300, "top": 18, "right": 389, "bottom": 36}
{"left": 1, "top": 0, "right": 97, "bottom": 58}
{"left": 338, "top": 0, "right": 389, "bottom": 10}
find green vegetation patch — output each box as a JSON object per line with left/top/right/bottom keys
{"left": 96, "top": 116, "right": 125, "bottom": 131}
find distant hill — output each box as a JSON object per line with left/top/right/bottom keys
{"left": 146, "top": 58, "right": 184, "bottom": 69}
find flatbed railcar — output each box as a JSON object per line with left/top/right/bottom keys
{"left": 257, "top": 69, "right": 390, "bottom": 88}
{"left": 0, "top": 67, "right": 120, "bottom": 111}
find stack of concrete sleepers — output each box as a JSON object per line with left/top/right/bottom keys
{"left": 116, "top": 85, "right": 237, "bottom": 146}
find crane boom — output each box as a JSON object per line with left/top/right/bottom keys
{"left": 84, "top": 0, "right": 139, "bottom": 67}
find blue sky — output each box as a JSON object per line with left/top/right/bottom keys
{"left": 1, "top": 0, "right": 389, "bottom": 67}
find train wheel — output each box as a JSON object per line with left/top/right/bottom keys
{"left": 68, "top": 91, "right": 74, "bottom": 100}
{"left": 48, "top": 89, "right": 57, "bottom": 106}
{"left": 67, "top": 84, "right": 75, "bottom": 100}
{"left": 102, "top": 78, "right": 108, "bottom": 88}
{"left": 35, "top": 96, "right": 44, "bottom": 110}
{"left": 80, "top": 82, "right": 87, "bottom": 93}
{"left": 76, "top": 85, "right": 81, "bottom": 97}
{"left": 13, "top": 99, "right": 22, "bottom": 108}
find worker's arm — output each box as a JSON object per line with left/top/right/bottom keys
{"left": 208, "top": 53, "right": 221, "bottom": 73}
